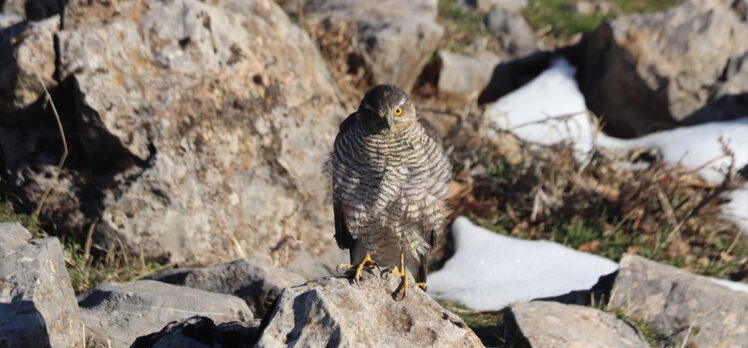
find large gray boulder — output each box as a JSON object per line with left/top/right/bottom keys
{"left": 2, "top": 0, "right": 347, "bottom": 278}
{"left": 505, "top": 301, "right": 649, "bottom": 348}
{"left": 148, "top": 257, "right": 305, "bottom": 317}
{"left": 582, "top": 0, "right": 748, "bottom": 137}
{"left": 78, "top": 280, "right": 252, "bottom": 348}
{"left": 285, "top": 0, "right": 443, "bottom": 93}
{"left": 610, "top": 254, "right": 748, "bottom": 348}
{"left": 256, "top": 268, "right": 484, "bottom": 347}
{"left": 0, "top": 223, "right": 83, "bottom": 348}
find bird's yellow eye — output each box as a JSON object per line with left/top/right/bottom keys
{"left": 394, "top": 107, "right": 403, "bottom": 116}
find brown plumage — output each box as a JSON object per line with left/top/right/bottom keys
{"left": 326, "top": 85, "right": 452, "bottom": 292}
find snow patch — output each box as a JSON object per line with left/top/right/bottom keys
{"left": 710, "top": 278, "right": 748, "bottom": 293}
{"left": 483, "top": 58, "right": 748, "bottom": 233}
{"left": 428, "top": 217, "right": 618, "bottom": 311}
{"left": 484, "top": 59, "right": 595, "bottom": 154}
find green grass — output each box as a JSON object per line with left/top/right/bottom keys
{"left": 436, "top": 0, "right": 492, "bottom": 54}
{"left": 523, "top": 0, "right": 681, "bottom": 39}
{"left": 1, "top": 199, "right": 41, "bottom": 236}
{"left": 438, "top": 300, "right": 505, "bottom": 347}
{"left": 606, "top": 306, "right": 667, "bottom": 346}
{"left": 1, "top": 196, "right": 165, "bottom": 293}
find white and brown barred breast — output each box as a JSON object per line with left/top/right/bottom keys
{"left": 327, "top": 115, "right": 452, "bottom": 267}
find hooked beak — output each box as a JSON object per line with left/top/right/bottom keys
{"left": 383, "top": 112, "right": 394, "bottom": 130}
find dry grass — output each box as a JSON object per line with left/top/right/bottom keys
{"left": 440, "top": 114, "right": 748, "bottom": 282}
{"left": 303, "top": 16, "right": 370, "bottom": 110}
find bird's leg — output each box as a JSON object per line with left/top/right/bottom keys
{"left": 391, "top": 252, "right": 409, "bottom": 300}
{"left": 339, "top": 252, "right": 378, "bottom": 284}
{"left": 416, "top": 282, "right": 427, "bottom": 291}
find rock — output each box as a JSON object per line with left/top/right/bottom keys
{"left": 131, "top": 316, "right": 261, "bottom": 348}
{"left": 77, "top": 280, "right": 252, "bottom": 348}
{"left": 459, "top": 0, "right": 528, "bottom": 12}
{"left": 575, "top": 0, "right": 596, "bottom": 15}
{"left": 148, "top": 257, "right": 305, "bottom": 317}
{"left": 256, "top": 268, "right": 484, "bottom": 347}
{"left": 437, "top": 51, "right": 501, "bottom": 105}
{"left": 290, "top": 0, "right": 444, "bottom": 92}
{"left": 0, "top": 223, "right": 83, "bottom": 348}
{"left": 0, "top": 15, "right": 58, "bottom": 114}
{"left": 0, "top": 13, "right": 24, "bottom": 27}
{"left": 575, "top": 1, "right": 613, "bottom": 15}
{"left": 2, "top": 0, "right": 348, "bottom": 278}
{"left": 610, "top": 254, "right": 748, "bottom": 347}
{"left": 504, "top": 301, "right": 649, "bottom": 348}
{"left": 484, "top": 6, "right": 538, "bottom": 60}
{"left": 581, "top": 0, "right": 748, "bottom": 137}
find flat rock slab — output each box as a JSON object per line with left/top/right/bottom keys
{"left": 429, "top": 217, "right": 618, "bottom": 311}
{"left": 148, "top": 257, "right": 305, "bottom": 317}
{"left": 505, "top": 301, "right": 649, "bottom": 348}
{"left": 0, "top": 223, "right": 83, "bottom": 348}
{"left": 610, "top": 254, "right": 748, "bottom": 348}
{"left": 78, "top": 280, "right": 252, "bottom": 348}
{"left": 256, "top": 268, "right": 484, "bottom": 347}
{"left": 131, "top": 316, "right": 260, "bottom": 348}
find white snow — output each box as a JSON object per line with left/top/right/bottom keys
{"left": 483, "top": 58, "right": 748, "bottom": 233}
{"left": 428, "top": 217, "right": 618, "bottom": 311}
{"left": 597, "top": 119, "right": 748, "bottom": 185}
{"left": 484, "top": 59, "right": 595, "bottom": 154}
{"left": 711, "top": 278, "right": 748, "bottom": 293}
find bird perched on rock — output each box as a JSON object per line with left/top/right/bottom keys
{"left": 326, "top": 84, "right": 452, "bottom": 298}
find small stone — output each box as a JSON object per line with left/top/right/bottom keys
{"left": 437, "top": 50, "right": 501, "bottom": 105}
{"left": 484, "top": 6, "right": 539, "bottom": 60}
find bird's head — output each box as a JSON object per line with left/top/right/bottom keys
{"left": 358, "top": 84, "right": 416, "bottom": 133}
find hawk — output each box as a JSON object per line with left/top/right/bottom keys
{"left": 326, "top": 84, "right": 452, "bottom": 297}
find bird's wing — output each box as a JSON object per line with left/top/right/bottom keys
{"left": 332, "top": 112, "right": 358, "bottom": 251}
{"left": 417, "top": 115, "right": 443, "bottom": 145}
{"left": 333, "top": 200, "right": 354, "bottom": 250}
{"left": 416, "top": 115, "right": 444, "bottom": 250}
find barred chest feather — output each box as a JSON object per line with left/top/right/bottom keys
{"left": 328, "top": 119, "right": 452, "bottom": 259}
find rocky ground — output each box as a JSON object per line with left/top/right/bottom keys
{"left": 1, "top": 0, "right": 748, "bottom": 347}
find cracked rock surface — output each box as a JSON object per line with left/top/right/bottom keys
{"left": 0, "top": 223, "right": 83, "bottom": 348}
{"left": 147, "top": 256, "right": 305, "bottom": 317}
{"left": 610, "top": 254, "right": 748, "bottom": 348}
{"left": 78, "top": 280, "right": 252, "bottom": 348}
{"left": 505, "top": 301, "right": 649, "bottom": 348}
{"left": 256, "top": 267, "right": 484, "bottom": 348}
{"left": 1, "top": 0, "right": 347, "bottom": 277}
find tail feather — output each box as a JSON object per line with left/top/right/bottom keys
{"left": 417, "top": 255, "right": 428, "bottom": 289}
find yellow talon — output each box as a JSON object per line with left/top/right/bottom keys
{"left": 340, "top": 253, "right": 377, "bottom": 283}
{"left": 416, "top": 282, "right": 427, "bottom": 290}
{"left": 392, "top": 253, "right": 409, "bottom": 300}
